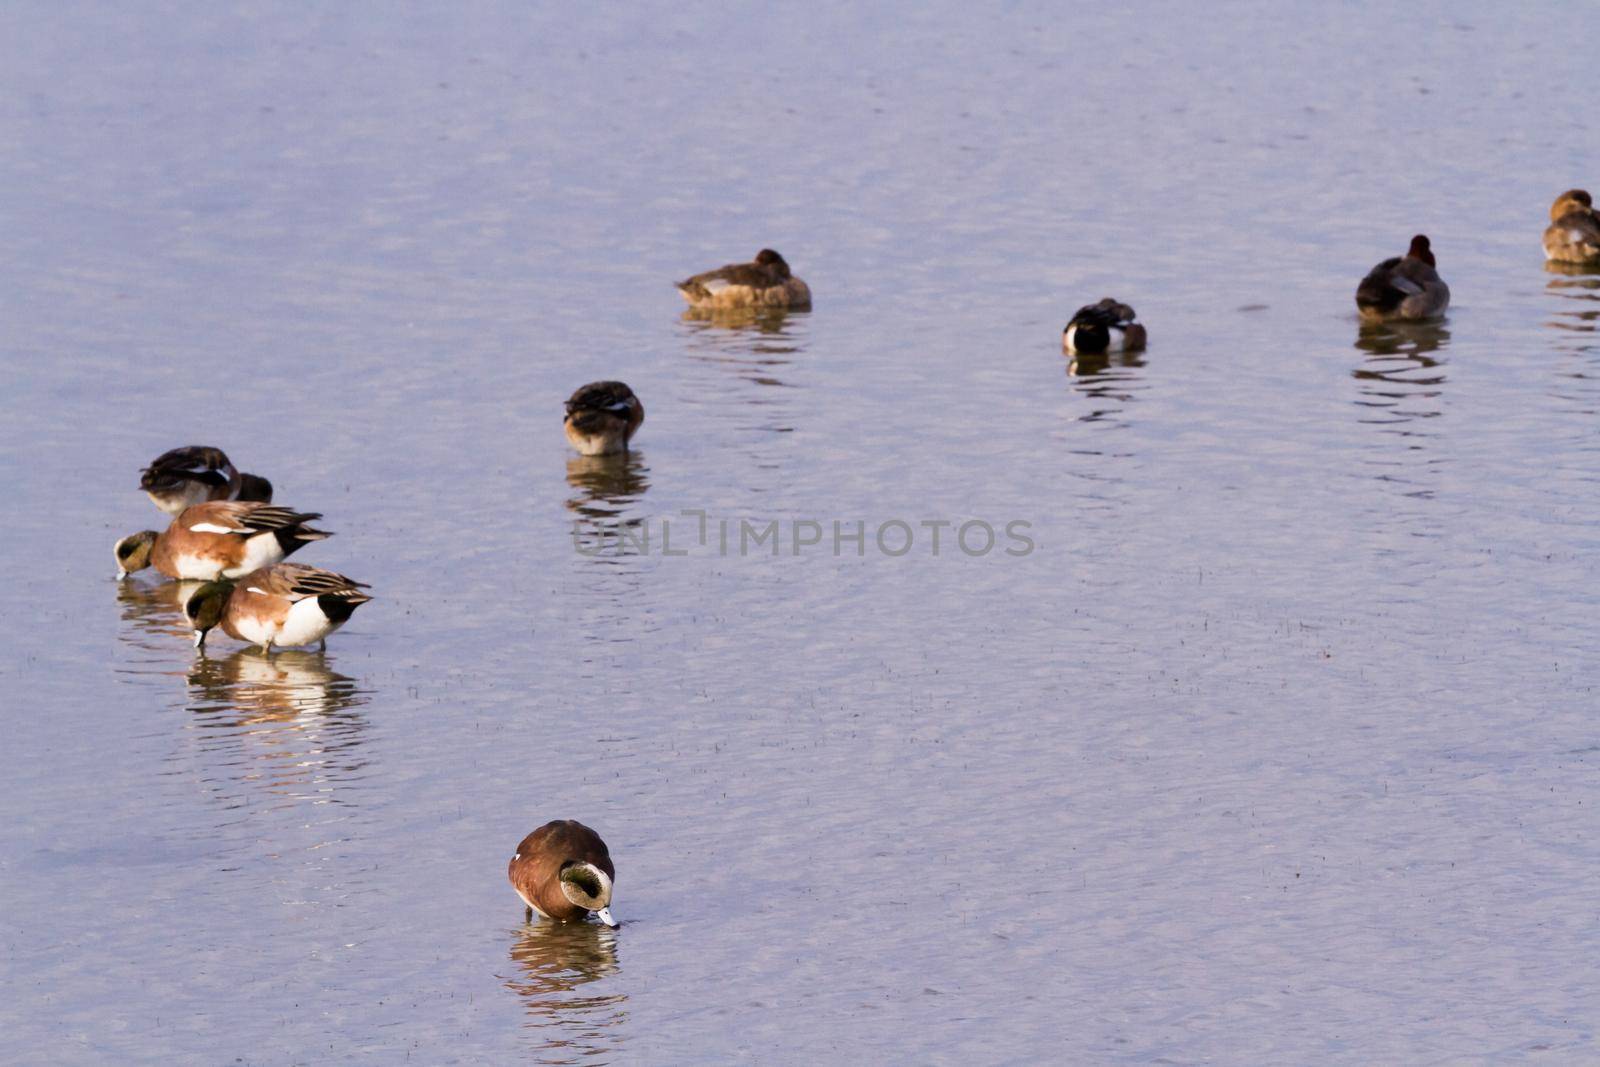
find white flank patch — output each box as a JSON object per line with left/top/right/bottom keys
{"left": 275, "top": 596, "right": 339, "bottom": 647}
{"left": 1105, "top": 328, "right": 1128, "bottom": 353}
{"left": 223, "top": 533, "right": 287, "bottom": 577}
{"left": 229, "top": 612, "right": 277, "bottom": 648}
{"left": 169, "top": 553, "right": 225, "bottom": 581}
{"left": 703, "top": 278, "right": 731, "bottom": 293}
{"left": 1063, "top": 325, "right": 1079, "bottom": 350}
{"left": 189, "top": 522, "right": 245, "bottom": 534}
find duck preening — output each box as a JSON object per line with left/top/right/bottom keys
{"left": 1063, "top": 298, "right": 1147, "bottom": 354}
{"left": 564, "top": 381, "right": 645, "bottom": 456}
{"left": 139, "top": 446, "right": 272, "bottom": 515}
{"left": 1355, "top": 235, "right": 1450, "bottom": 322}
{"left": 1543, "top": 189, "right": 1600, "bottom": 265}
{"left": 676, "top": 249, "right": 811, "bottom": 310}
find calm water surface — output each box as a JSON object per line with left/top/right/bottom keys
{"left": 2, "top": 3, "right": 1597, "bottom": 1062}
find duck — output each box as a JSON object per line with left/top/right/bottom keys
{"left": 1062, "top": 298, "right": 1148, "bottom": 354}
{"left": 676, "top": 249, "right": 811, "bottom": 309}
{"left": 564, "top": 381, "right": 644, "bottom": 456}
{"left": 1355, "top": 235, "right": 1450, "bottom": 322}
{"left": 140, "top": 446, "right": 273, "bottom": 515}
{"left": 183, "top": 563, "right": 372, "bottom": 652}
{"left": 115, "top": 501, "right": 330, "bottom": 581}
{"left": 508, "top": 820, "right": 617, "bottom": 927}
{"left": 1543, "top": 189, "right": 1600, "bottom": 265}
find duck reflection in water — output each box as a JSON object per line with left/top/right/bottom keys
{"left": 188, "top": 647, "right": 368, "bottom": 722}
{"left": 1352, "top": 322, "right": 1449, "bottom": 422}
{"left": 1354, "top": 319, "right": 1451, "bottom": 359}
{"left": 567, "top": 452, "right": 651, "bottom": 559}
{"left": 116, "top": 577, "right": 204, "bottom": 647}
{"left": 680, "top": 305, "right": 804, "bottom": 391}
{"left": 503, "top": 922, "right": 625, "bottom": 1058}
{"left": 1545, "top": 261, "right": 1600, "bottom": 339}
{"left": 1064, "top": 346, "right": 1148, "bottom": 427}
{"left": 184, "top": 648, "right": 370, "bottom": 801}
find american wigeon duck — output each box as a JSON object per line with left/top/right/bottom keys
{"left": 676, "top": 249, "right": 811, "bottom": 310}
{"left": 1543, "top": 189, "right": 1600, "bottom": 265}
{"left": 1062, "top": 298, "right": 1147, "bottom": 354}
{"left": 508, "top": 820, "right": 617, "bottom": 927}
{"left": 564, "top": 381, "right": 644, "bottom": 456}
{"left": 1356, "top": 235, "right": 1450, "bottom": 322}
{"left": 140, "top": 446, "right": 273, "bottom": 515}
{"left": 183, "top": 563, "right": 372, "bottom": 652}
{"left": 115, "top": 501, "right": 330, "bottom": 581}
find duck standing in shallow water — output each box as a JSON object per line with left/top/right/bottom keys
{"left": 564, "top": 381, "right": 644, "bottom": 456}
{"left": 508, "top": 820, "right": 617, "bottom": 927}
{"left": 676, "top": 248, "right": 811, "bottom": 310}
{"left": 114, "top": 501, "right": 330, "bottom": 581}
{"left": 183, "top": 562, "right": 372, "bottom": 652}
{"left": 140, "top": 445, "right": 273, "bottom": 514}
{"left": 1543, "top": 189, "right": 1600, "bottom": 265}
{"left": 1062, "top": 298, "right": 1147, "bottom": 354}
{"left": 1355, "top": 235, "right": 1450, "bottom": 322}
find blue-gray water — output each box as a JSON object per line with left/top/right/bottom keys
{"left": 2, "top": 3, "right": 1597, "bottom": 1062}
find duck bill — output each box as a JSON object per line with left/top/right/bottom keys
{"left": 593, "top": 906, "right": 617, "bottom": 928}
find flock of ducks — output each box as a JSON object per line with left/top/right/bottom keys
{"left": 112, "top": 191, "right": 1600, "bottom": 927}
{"left": 115, "top": 447, "right": 370, "bottom": 653}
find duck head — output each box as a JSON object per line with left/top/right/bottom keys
{"left": 558, "top": 861, "right": 616, "bottom": 927}
{"left": 114, "top": 531, "right": 157, "bottom": 579}
{"left": 754, "top": 248, "right": 791, "bottom": 279}
{"left": 1406, "top": 234, "right": 1436, "bottom": 267}
{"left": 183, "top": 579, "right": 235, "bottom": 649}
{"left": 1551, "top": 189, "right": 1592, "bottom": 221}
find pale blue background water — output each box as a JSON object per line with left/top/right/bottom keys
{"left": 1, "top": 2, "right": 1597, "bottom": 1062}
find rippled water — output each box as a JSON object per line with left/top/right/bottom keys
{"left": 3, "top": 3, "right": 1598, "bottom": 1062}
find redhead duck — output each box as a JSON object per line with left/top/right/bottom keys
{"left": 1356, "top": 235, "right": 1450, "bottom": 322}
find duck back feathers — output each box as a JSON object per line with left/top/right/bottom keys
{"left": 676, "top": 249, "right": 810, "bottom": 309}
{"left": 1356, "top": 235, "right": 1449, "bottom": 322}
{"left": 1545, "top": 189, "right": 1600, "bottom": 264}
{"left": 1063, "top": 298, "right": 1147, "bottom": 354}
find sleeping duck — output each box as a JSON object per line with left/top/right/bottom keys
{"left": 564, "top": 381, "right": 644, "bottom": 457}
{"left": 1062, "top": 298, "right": 1147, "bottom": 354}
{"left": 1543, "top": 189, "right": 1600, "bottom": 265}
{"left": 1355, "top": 235, "right": 1450, "bottom": 322}
{"left": 676, "top": 249, "right": 811, "bottom": 310}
